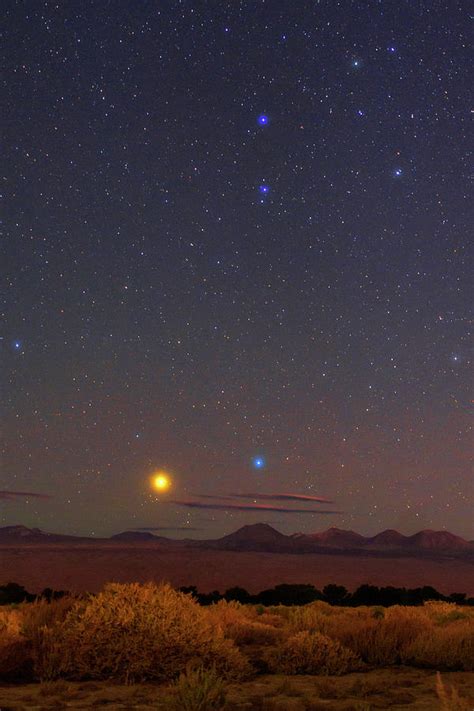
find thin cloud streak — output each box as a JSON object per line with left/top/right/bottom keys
{"left": 0, "top": 490, "right": 52, "bottom": 501}
{"left": 168, "top": 500, "right": 342, "bottom": 514}
{"left": 228, "top": 493, "right": 334, "bottom": 504}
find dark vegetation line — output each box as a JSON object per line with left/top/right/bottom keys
{"left": 181, "top": 584, "right": 474, "bottom": 607}
{"left": 1, "top": 581, "right": 473, "bottom": 607}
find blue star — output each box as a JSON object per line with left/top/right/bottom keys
{"left": 13, "top": 340, "right": 22, "bottom": 351}
{"left": 352, "top": 59, "right": 362, "bottom": 68}
{"left": 388, "top": 46, "right": 397, "bottom": 53}
{"left": 259, "top": 184, "right": 270, "bottom": 194}
{"left": 357, "top": 109, "right": 365, "bottom": 117}
{"left": 252, "top": 456, "right": 265, "bottom": 470}
{"left": 393, "top": 168, "right": 403, "bottom": 177}
{"left": 258, "top": 114, "right": 269, "bottom": 126}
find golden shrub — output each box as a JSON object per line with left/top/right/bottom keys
{"left": 316, "top": 605, "right": 431, "bottom": 666}
{"left": 21, "top": 596, "right": 77, "bottom": 637}
{"left": 267, "top": 630, "right": 362, "bottom": 675}
{"left": 207, "top": 600, "right": 283, "bottom": 646}
{"left": 19, "top": 596, "right": 78, "bottom": 681}
{"left": 0, "top": 607, "right": 32, "bottom": 680}
{"left": 424, "top": 601, "right": 458, "bottom": 616}
{"left": 207, "top": 599, "right": 252, "bottom": 628}
{"left": 423, "top": 601, "right": 474, "bottom": 628}
{"left": 1, "top": 587, "right": 471, "bottom": 683}
{"left": 227, "top": 620, "right": 284, "bottom": 646}
{"left": 168, "top": 664, "right": 227, "bottom": 711}
{"left": 55, "top": 582, "right": 250, "bottom": 683}
{"left": 256, "top": 611, "right": 285, "bottom": 628}
{"left": 287, "top": 603, "right": 325, "bottom": 634}
{"left": 0, "top": 607, "right": 22, "bottom": 637}
{"left": 402, "top": 620, "right": 474, "bottom": 671}
{"left": 287, "top": 601, "right": 334, "bottom": 630}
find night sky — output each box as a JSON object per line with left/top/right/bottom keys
{"left": 2, "top": 1, "right": 472, "bottom": 539}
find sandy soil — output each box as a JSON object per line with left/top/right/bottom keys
{"left": 1, "top": 544, "right": 473, "bottom": 595}
{"left": 0, "top": 669, "right": 473, "bottom": 710}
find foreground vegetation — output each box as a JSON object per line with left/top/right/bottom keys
{"left": 0, "top": 582, "right": 473, "bottom": 708}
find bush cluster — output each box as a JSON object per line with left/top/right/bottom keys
{"left": 0, "top": 583, "right": 472, "bottom": 684}
{"left": 267, "top": 630, "right": 362, "bottom": 675}
{"left": 0, "top": 583, "right": 249, "bottom": 683}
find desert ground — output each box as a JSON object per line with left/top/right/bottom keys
{"left": 1, "top": 543, "right": 473, "bottom": 595}
{"left": 1, "top": 669, "right": 474, "bottom": 710}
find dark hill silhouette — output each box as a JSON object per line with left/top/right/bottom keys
{"left": 0, "top": 523, "right": 472, "bottom": 559}
{"left": 298, "top": 527, "right": 366, "bottom": 548}
{"left": 0, "top": 525, "right": 44, "bottom": 539}
{"left": 407, "top": 530, "right": 471, "bottom": 550}
{"left": 0, "top": 526, "right": 94, "bottom": 544}
{"left": 367, "top": 529, "right": 409, "bottom": 547}
{"left": 110, "top": 531, "right": 159, "bottom": 542}
{"left": 208, "top": 523, "right": 298, "bottom": 552}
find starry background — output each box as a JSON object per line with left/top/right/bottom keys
{"left": 2, "top": 1, "right": 472, "bottom": 538}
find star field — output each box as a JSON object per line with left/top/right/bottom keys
{"left": 2, "top": 1, "right": 472, "bottom": 538}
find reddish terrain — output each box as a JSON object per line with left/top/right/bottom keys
{"left": 0, "top": 543, "right": 473, "bottom": 595}
{"left": 1, "top": 523, "right": 473, "bottom": 595}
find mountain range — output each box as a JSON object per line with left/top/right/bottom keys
{"left": 0, "top": 523, "right": 472, "bottom": 558}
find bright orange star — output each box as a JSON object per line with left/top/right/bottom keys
{"left": 150, "top": 471, "right": 172, "bottom": 493}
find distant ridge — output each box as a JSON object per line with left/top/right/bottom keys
{"left": 208, "top": 523, "right": 296, "bottom": 552}
{"left": 0, "top": 525, "right": 92, "bottom": 544}
{"left": 110, "top": 531, "right": 159, "bottom": 542}
{"left": 367, "top": 529, "right": 408, "bottom": 547}
{"left": 0, "top": 523, "right": 472, "bottom": 558}
{"left": 297, "top": 527, "right": 366, "bottom": 547}
{"left": 407, "top": 530, "right": 471, "bottom": 550}
{"left": 0, "top": 525, "right": 44, "bottom": 539}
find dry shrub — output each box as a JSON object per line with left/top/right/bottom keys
{"left": 255, "top": 611, "right": 285, "bottom": 628}
{"left": 435, "top": 671, "right": 471, "bottom": 711}
{"left": 168, "top": 664, "right": 226, "bottom": 711}
{"left": 317, "top": 605, "right": 431, "bottom": 666}
{"left": 20, "top": 596, "right": 78, "bottom": 681}
{"left": 0, "top": 634, "right": 33, "bottom": 680}
{"left": 208, "top": 600, "right": 283, "bottom": 646}
{"left": 424, "top": 601, "right": 459, "bottom": 616}
{"left": 21, "top": 596, "right": 77, "bottom": 636}
{"left": 423, "top": 601, "right": 473, "bottom": 627}
{"left": 0, "top": 598, "right": 76, "bottom": 682}
{"left": 287, "top": 603, "right": 325, "bottom": 634}
{"left": 226, "top": 620, "right": 284, "bottom": 646}
{"left": 55, "top": 582, "right": 250, "bottom": 682}
{"left": 207, "top": 599, "right": 283, "bottom": 646}
{"left": 286, "top": 600, "right": 335, "bottom": 634}
{"left": 33, "top": 624, "right": 67, "bottom": 681}
{"left": 402, "top": 620, "right": 474, "bottom": 671}
{"left": 267, "top": 630, "right": 362, "bottom": 675}
{"left": 0, "top": 606, "right": 23, "bottom": 637}
{"left": 0, "top": 606, "right": 32, "bottom": 680}
{"left": 285, "top": 602, "right": 473, "bottom": 671}
{"left": 207, "top": 600, "right": 250, "bottom": 627}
